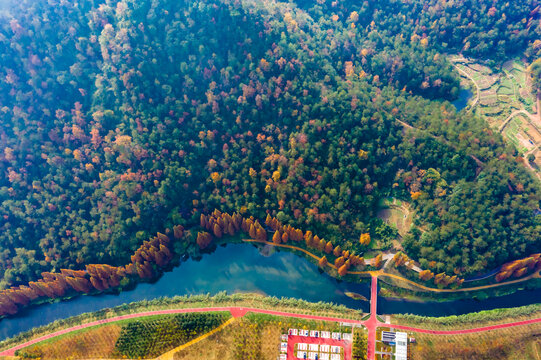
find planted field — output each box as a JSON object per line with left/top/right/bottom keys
{"left": 407, "top": 322, "right": 541, "bottom": 360}
{"left": 172, "top": 313, "right": 353, "bottom": 360}
{"left": 13, "top": 311, "right": 355, "bottom": 360}
{"left": 17, "top": 323, "right": 122, "bottom": 359}
{"left": 502, "top": 115, "right": 540, "bottom": 154}
{"left": 113, "top": 312, "right": 230, "bottom": 358}
{"left": 503, "top": 118, "right": 528, "bottom": 153}
{"left": 453, "top": 57, "right": 541, "bottom": 175}
{"left": 452, "top": 57, "right": 536, "bottom": 134}
{"left": 16, "top": 312, "right": 230, "bottom": 360}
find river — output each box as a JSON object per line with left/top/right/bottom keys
{"left": 1, "top": 243, "right": 541, "bottom": 340}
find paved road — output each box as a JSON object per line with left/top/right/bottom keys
{"left": 0, "top": 307, "right": 364, "bottom": 357}
{"left": 3, "top": 277, "right": 541, "bottom": 359}
{"left": 387, "top": 317, "right": 541, "bottom": 335}
{"left": 366, "top": 275, "right": 378, "bottom": 360}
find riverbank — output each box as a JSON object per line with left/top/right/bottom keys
{"left": 2, "top": 209, "right": 539, "bottom": 329}
{"left": 392, "top": 303, "right": 541, "bottom": 330}
{"left": 2, "top": 295, "right": 541, "bottom": 360}
{"left": 2, "top": 241, "right": 541, "bottom": 342}
{"left": 243, "top": 237, "right": 541, "bottom": 300}
{"left": 0, "top": 293, "right": 361, "bottom": 354}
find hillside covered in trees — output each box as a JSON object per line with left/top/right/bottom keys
{"left": 0, "top": 0, "right": 539, "bottom": 290}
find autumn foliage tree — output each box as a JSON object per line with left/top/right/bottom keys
{"left": 359, "top": 233, "right": 371, "bottom": 246}
{"left": 495, "top": 254, "right": 541, "bottom": 282}
{"left": 0, "top": 230, "right": 175, "bottom": 317}
{"left": 374, "top": 254, "right": 383, "bottom": 269}
{"left": 338, "top": 264, "right": 348, "bottom": 276}
{"left": 418, "top": 269, "right": 434, "bottom": 281}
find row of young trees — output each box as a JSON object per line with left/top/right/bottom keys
{"left": 0, "top": 230, "right": 175, "bottom": 317}
{"left": 195, "top": 210, "right": 466, "bottom": 287}
{"left": 495, "top": 254, "right": 541, "bottom": 282}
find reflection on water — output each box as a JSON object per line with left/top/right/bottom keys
{"left": 0, "top": 244, "right": 369, "bottom": 340}
{"left": 452, "top": 88, "right": 473, "bottom": 111}
{"left": 1, "top": 243, "right": 540, "bottom": 340}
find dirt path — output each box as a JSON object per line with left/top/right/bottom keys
{"left": 375, "top": 269, "right": 541, "bottom": 293}
{"left": 498, "top": 109, "right": 539, "bottom": 132}
{"left": 155, "top": 317, "right": 236, "bottom": 360}
{"left": 394, "top": 118, "right": 485, "bottom": 167}
{"left": 451, "top": 62, "right": 480, "bottom": 111}
{"left": 3, "top": 278, "right": 541, "bottom": 359}
{"left": 537, "top": 91, "right": 541, "bottom": 122}
{"left": 533, "top": 341, "right": 541, "bottom": 360}
{"left": 243, "top": 239, "right": 541, "bottom": 293}
{"left": 497, "top": 107, "right": 541, "bottom": 181}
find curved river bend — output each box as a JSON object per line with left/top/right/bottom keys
{"left": 1, "top": 243, "right": 541, "bottom": 340}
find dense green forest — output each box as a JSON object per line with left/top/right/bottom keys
{"left": 0, "top": 0, "right": 539, "bottom": 290}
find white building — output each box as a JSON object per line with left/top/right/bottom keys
{"left": 330, "top": 345, "right": 341, "bottom": 353}
{"left": 395, "top": 331, "right": 408, "bottom": 360}
{"left": 381, "top": 330, "right": 408, "bottom": 360}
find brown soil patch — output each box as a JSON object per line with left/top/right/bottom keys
{"left": 525, "top": 123, "right": 541, "bottom": 143}
{"left": 173, "top": 319, "right": 281, "bottom": 360}
{"left": 19, "top": 324, "right": 121, "bottom": 360}
{"left": 408, "top": 322, "right": 541, "bottom": 360}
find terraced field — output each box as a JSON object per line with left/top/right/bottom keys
{"left": 450, "top": 56, "right": 541, "bottom": 177}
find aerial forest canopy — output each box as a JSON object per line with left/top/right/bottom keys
{"left": 0, "top": 0, "right": 539, "bottom": 289}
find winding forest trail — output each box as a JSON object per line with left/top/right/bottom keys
{"left": 394, "top": 118, "right": 485, "bottom": 168}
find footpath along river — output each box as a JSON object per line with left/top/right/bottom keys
{"left": 1, "top": 243, "right": 541, "bottom": 340}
